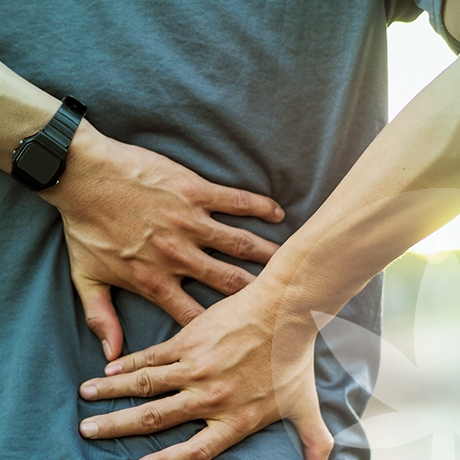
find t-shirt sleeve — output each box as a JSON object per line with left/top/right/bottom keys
{"left": 385, "top": 0, "right": 423, "bottom": 25}
{"left": 413, "top": 0, "right": 460, "bottom": 53}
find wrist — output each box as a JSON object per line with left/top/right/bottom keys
{"left": 1, "top": 99, "right": 61, "bottom": 175}
{"left": 233, "top": 277, "right": 320, "bottom": 348}
{"left": 11, "top": 96, "right": 87, "bottom": 192}
{"left": 254, "top": 226, "right": 368, "bottom": 326}
{"left": 38, "top": 119, "right": 106, "bottom": 208}
{"left": 0, "top": 63, "right": 61, "bottom": 172}
{"left": 249, "top": 269, "right": 320, "bottom": 338}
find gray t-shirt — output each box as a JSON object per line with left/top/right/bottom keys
{"left": 0, "top": 1, "right": 457, "bottom": 458}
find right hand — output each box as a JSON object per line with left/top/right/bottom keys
{"left": 79, "top": 280, "right": 333, "bottom": 460}
{"left": 41, "top": 120, "right": 285, "bottom": 360}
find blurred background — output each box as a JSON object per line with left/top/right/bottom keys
{"left": 361, "top": 12, "right": 459, "bottom": 459}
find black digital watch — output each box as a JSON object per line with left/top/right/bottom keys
{"left": 11, "top": 95, "right": 87, "bottom": 192}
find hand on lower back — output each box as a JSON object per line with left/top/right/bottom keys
{"left": 41, "top": 120, "right": 284, "bottom": 360}
{"left": 79, "top": 281, "right": 333, "bottom": 460}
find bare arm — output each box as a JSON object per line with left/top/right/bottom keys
{"left": 266, "top": 56, "right": 460, "bottom": 317}
{"left": 0, "top": 63, "right": 61, "bottom": 168}
{"left": 79, "top": 56, "right": 460, "bottom": 459}
{"left": 444, "top": 0, "right": 460, "bottom": 42}
{"left": 0, "top": 62, "right": 285, "bottom": 360}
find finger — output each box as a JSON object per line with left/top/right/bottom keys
{"left": 74, "top": 276, "right": 124, "bottom": 361}
{"left": 207, "top": 185, "right": 285, "bottom": 223}
{"left": 206, "top": 222, "right": 279, "bottom": 264}
{"left": 104, "top": 337, "right": 180, "bottom": 376}
{"left": 140, "top": 420, "right": 247, "bottom": 460}
{"left": 292, "top": 411, "right": 334, "bottom": 460}
{"left": 79, "top": 392, "right": 196, "bottom": 439}
{"left": 185, "top": 253, "right": 256, "bottom": 296}
{"left": 141, "top": 282, "right": 205, "bottom": 327}
{"left": 80, "top": 363, "right": 182, "bottom": 400}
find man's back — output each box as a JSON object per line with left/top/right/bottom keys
{"left": 0, "top": 1, "right": 431, "bottom": 458}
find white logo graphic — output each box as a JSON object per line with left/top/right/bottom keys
{"left": 313, "top": 249, "right": 460, "bottom": 459}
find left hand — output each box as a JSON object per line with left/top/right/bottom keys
{"left": 41, "top": 121, "right": 284, "bottom": 361}
{"left": 78, "top": 282, "right": 333, "bottom": 460}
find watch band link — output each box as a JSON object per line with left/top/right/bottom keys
{"left": 43, "top": 96, "right": 87, "bottom": 160}
{"left": 11, "top": 95, "right": 87, "bottom": 191}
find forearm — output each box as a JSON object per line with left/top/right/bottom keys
{"left": 0, "top": 62, "right": 61, "bottom": 172}
{"left": 1, "top": 61, "right": 288, "bottom": 359}
{"left": 259, "top": 57, "right": 460, "bottom": 320}
{"left": 445, "top": 0, "right": 460, "bottom": 42}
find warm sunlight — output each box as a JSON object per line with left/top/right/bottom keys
{"left": 388, "top": 13, "right": 458, "bottom": 256}
{"left": 362, "top": 16, "right": 460, "bottom": 460}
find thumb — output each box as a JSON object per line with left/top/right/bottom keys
{"left": 74, "top": 277, "right": 124, "bottom": 361}
{"left": 292, "top": 405, "right": 334, "bottom": 460}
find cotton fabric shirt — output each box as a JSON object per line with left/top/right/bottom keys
{"left": 0, "top": 1, "right": 458, "bottom": 459}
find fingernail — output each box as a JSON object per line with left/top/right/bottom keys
{"left": 105, "top": 363, "right": 122, "bottom": 376}
{"left": 275, "top": 207, "right": 285, "bottom": 220}
{"left": 80, "top": 384, "right": 98, "bottom": 400}
{"left": 102, "top": 340, "right": 112, "bottom": 360}
{"left": 80, "top": 421, "right": 99, "bottom": 439}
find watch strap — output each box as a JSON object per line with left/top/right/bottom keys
{"left": 43, "top": 96, "right": 87, "bottom": 160}
{"left": 11, "top": 95, "right": 87, "bottom": 191}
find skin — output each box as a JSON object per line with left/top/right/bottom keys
{"left": 0, "top": 63, "right": 285, "bottom": 360}
{"left": 78, "top": 8, "right": 460, "bottom": 460}
{"left": 445, "top": 0, "right": 460, "bottom": 41}
{"left": 1, "top": 4, "right": 458, "bottom": 459}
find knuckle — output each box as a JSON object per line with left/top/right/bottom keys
{"left": 129, "top": 354, "right": 142, "bottom": 371}
{"left": 84, "top": 313, "right": 105, "bottom": 335}
{"left": 135, "top": 270, "right": 164, "bottom": 297}
{"left": 320, "top": 434, "right": 335, "bottom": 455}
{"left": 222, "top": 268, "right": 248, "bottom": 294}
{"left": 177, "top": 212, "right": 205, "bottom": 233}
{"left": 135, "top": 370, "right": 154, "bottom": 397}
{"left": 70, "top": 267, "right": 86, "bottom": 286}
{"left": 307, "top": 429, "right": 334, "bottom": 458}
{"left": 234, "top": 232, "right": 255, "bottom": 258}
{"left": 203, "top": 385, "right": 228, "bottom": 408}
{"left": 142, "top": 348, "right": 157, "bottom": 368}
{"left": 179, "top": 181, "right": 201, "bottom": 202}
{"left": 188, "top": 443, "right": 212, "bottom": 460}
{"left": 181, "top": 398, "right": 198, "bottom": 419}
{"left": 156, "top": 238, "right": 181, "bottom": 262}
{"left": 139, "top": 405, "right": 165, "bottom": 432}
{"left": 180, "top": 335, "right": 197, "bottom": 354}
{"left": 233, "top": 190, "right": 250, "bottom": 213}
{"left": 233, "top": 407, "right": 259, "bottom": 433}
{"left": 188, "top": 363, "right": 207, "bottom": 382}
{"left": 177, "top": 307, "right": 201, "bottom": 326}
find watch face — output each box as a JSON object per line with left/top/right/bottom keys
{"left": 16, "top": 143, "right": 61, "bottom": 185}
